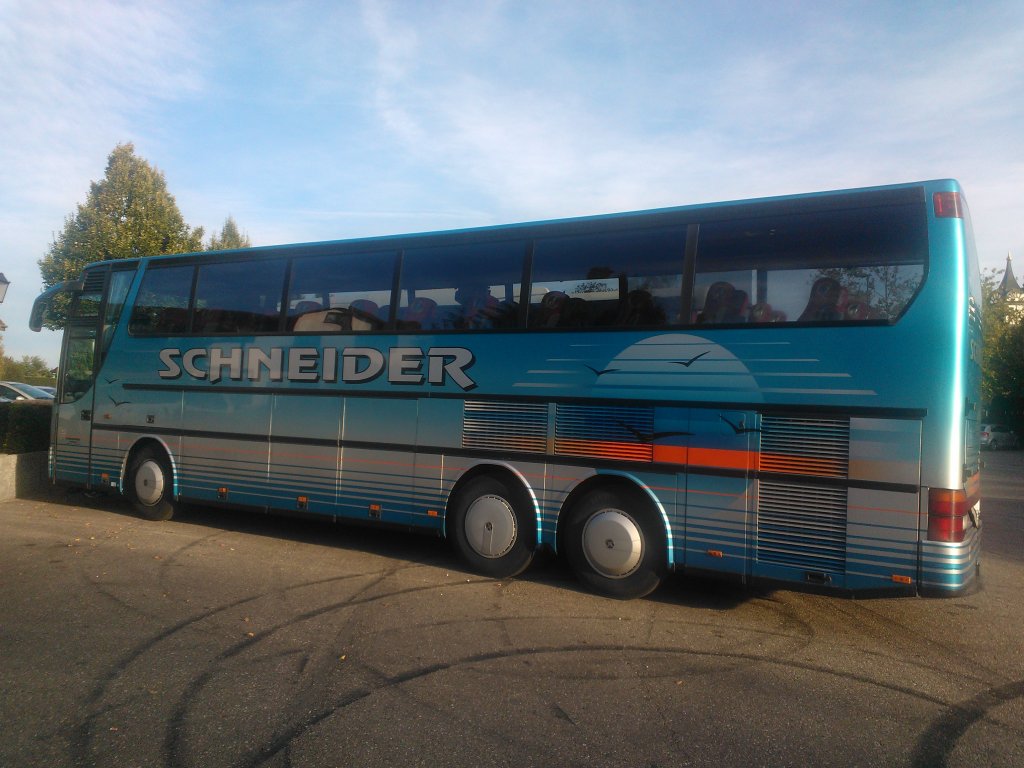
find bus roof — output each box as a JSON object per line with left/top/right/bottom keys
{"left": 83, "top": 178, "right": 962, "bottom": 271}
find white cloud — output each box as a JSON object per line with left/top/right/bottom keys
{"left": 356, "top": 0, "right": 1024, "bottom": 272}
{"left": 3, "top": 0, "right": 1022, "bottom": 364}
{"left": 0, "top": 0, "right": 207, "bottom": 362}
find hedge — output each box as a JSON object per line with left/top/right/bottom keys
{"left": 0, "top": 400, "right": 53, "bottom": 454}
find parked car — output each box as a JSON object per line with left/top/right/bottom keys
{"left": 0, "top": 381, "right": 55, "bottom": 401}
{"left": 980, "top": 423, "right": 1020, "bottom": 450}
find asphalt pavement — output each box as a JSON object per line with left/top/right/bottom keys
{"left": 1, "top": 451, "right": 1022, "bottom": 767}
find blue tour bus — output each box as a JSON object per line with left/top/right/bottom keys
{"left": 31, "top": 179, "right": 982, "bottom": 599}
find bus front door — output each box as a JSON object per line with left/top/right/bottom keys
{"left": 52, "top": 320, "right": 100, "bottom": 487}
{"left": 51, "top": 266, "right": 109, "bottom": 488}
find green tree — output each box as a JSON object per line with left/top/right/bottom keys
{"left": 814, "top": 264, "right": 921, "bottom": 319}
{"left": 37, "top": 143, "right": 204, "bottom": 328}
{"left": 981, "top": 268, "right": 1024, "bottom": 430}
{"left": 207, "top": 216, "right": 252, "bottom": 250}
{"left": 0, "top": 354, "right": 55, "bottom": 386}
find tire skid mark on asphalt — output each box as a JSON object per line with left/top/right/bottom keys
{"left": 184, "top": 559, "right": 421, "bottom": 764}
{"left": 162, "top": 572, "right": 498, "bottom": 767}
{"left": 75, "top": 564, "right": 1021, "bottom": 768}
{"left": 213, "top": 644, "right": 964, "bottom": 768}
{"left": 791, "top": 597, "right": 1007, "bottom": 690}
{"left": 150, "top": 579, "right": 970, "bottom": 768}
{"left": 161, "top": 529, "right": 233, "bottom": 567}
{"left": 71, "top": 567, "right": 426, "bottom": 768}
{"left": 745, "top": 593, "right": 818, "bottom": 654}
{"left": 910, "top": 678, "right": 1024, "bottom": 768}
{"left": 77, "top": 569, "right": 778, "bottom": 767}
{"left": 851, "top": 599, "right": 1009, "bottom": 682}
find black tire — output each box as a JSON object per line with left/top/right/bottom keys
{"left": 563, "top": 486, "right": 666, "bottom": 600}
{"left": 127, "top": 446, "right": 178, "bottom": 521}
{"left": 448, "top": 474, "right": 536, "bottom": 578}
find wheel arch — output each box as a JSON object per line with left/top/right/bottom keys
{"left": 444, "top": 461, "right": 541, "bottom": 545}
{"left": 120, "top": 436, "right": 179, "bottom": 498}
{"left": 556, "top": 471, "right": 676, "bottom": 568}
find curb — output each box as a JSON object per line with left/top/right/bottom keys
{"left": 0, "top": 451, "right": 49, "bottom": 502}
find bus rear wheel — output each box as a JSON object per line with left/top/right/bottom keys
{"left": 564, "top": 487, "right": 666, "bottom": 600}
{"left": 127, "top": 447, "right": 178, "bottom": 521}
{"left": 449, "top": 474, "right": 536, "bottom": 579}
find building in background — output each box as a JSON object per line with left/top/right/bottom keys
{"left": 996, "top": 253, "right": 1024, "bottom": 317}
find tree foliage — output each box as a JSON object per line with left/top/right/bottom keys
{"left": 0, "top": 354, "right": 54, "bottom": 386}
{"left": 207, "top": 216, "right": 252, "bottom": 251}
{"left": 814, "top": 265, "right": 920, "bottom": 319}
{"left": 981, "top": 268, "right": 1024, "bottom": 430}
{"left": 37, "top": 143, "right": 205, "bottom": 328}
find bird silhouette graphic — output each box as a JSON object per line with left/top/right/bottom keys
{"left": 615, "top": 420, "right": 693, "bottom": 444}
{"left": 719, "top": 414, "right": 759, "bottom": 434}
{"left": 673, "top": 351, "right": 710, "bottom": 367}
{"left": 584, "top": 363, "right": 620, "bottom": 377}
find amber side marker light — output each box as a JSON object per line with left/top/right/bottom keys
{"left": 933, "top": 191, "right": 963, "bottom": 219}
{"left": 892, "top": 574, "right": 913, "bottom": 585}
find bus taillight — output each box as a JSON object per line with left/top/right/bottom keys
{"left": 933, "top": 191, "right": 963, "bottom": 218}
{"left": 927, "top": 488, "right": 972, "bottom": 542}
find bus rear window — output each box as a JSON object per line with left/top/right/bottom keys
{"left": 693, "top": 204, "right": 927, "bottom": 325}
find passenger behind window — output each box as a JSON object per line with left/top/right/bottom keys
{"left": 750, "top": 302, "right": 773, "bottom": 323}
{"left": 798, "top": 277, "right": 842, "bottom": 322}
{"left": 749, "top": 303, "right": 789, "bottom": 323}
{"left": 617, "top": 289, "right": 667, "bottom": 326}
{"left": 533, "top": 290, "right": 567, "bottom": 327}
{"left": 723, "top": 289, "right": 749, "bottom": 323}
{"left": 561, "top": 297, "right": 589, "bottom": 327}
{"left": 697, "top": 281, "right": 735, "bottom": 324}
{"left": 349, "top": 299, "right": 382, "bottom": 330}
{"left": 399, "top": 297, "right": 438, "bottom": 330}
{"left": 449, "top": 284, "right": 502, "bottom": 330}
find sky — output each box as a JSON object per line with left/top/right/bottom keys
{"left": 1, "top": 0, "right": 1022, "bottom": 366}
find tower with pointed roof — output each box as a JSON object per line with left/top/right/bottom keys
{"left": 998, "top": 253, "right": 1021, "bottom": 294}
{"left": 996, "top": 253, "right": 1024, "bottom": 319}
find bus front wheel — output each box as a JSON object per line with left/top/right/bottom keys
{"left": 127, "top": 447, "right": 178, "bottom": 521}
{"left": 564, "top": 487, "right": 666, "bottom": 600}
{"left": 449, "top": 474, "right": 536, "bottom": 579}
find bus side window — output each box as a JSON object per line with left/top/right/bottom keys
{"left": 129, "top": 265, "right": 194, "bottom": 335}
{"left": 192, "top": 259, "right": 286, "bottom": 334}
{"left": 530, "top": 228, "right": 686, "bottom": 330}
{"left": 694, "top": 206, "right": 927, "bottom": 326}
{"left": 400, "top": 240, "right": 527, "bottom": 332}
{"left": 288, "top": 250, "right": 396, "bottom": 333}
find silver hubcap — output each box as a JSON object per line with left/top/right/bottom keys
{"left": 135, "top": 460, "right": 165, "bottom": 506}
{"left": 582, "top": 508, "right": 643, "bottom": 578}
{"left": 464, "top": 494, "right": 517, "bottom": 559}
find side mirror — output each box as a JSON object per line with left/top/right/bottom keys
{"left": 29, "top": 301, "right": 47, "bottom": 332}
{"left": 28, "top": 279, "right": 85, "bottom": 331}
